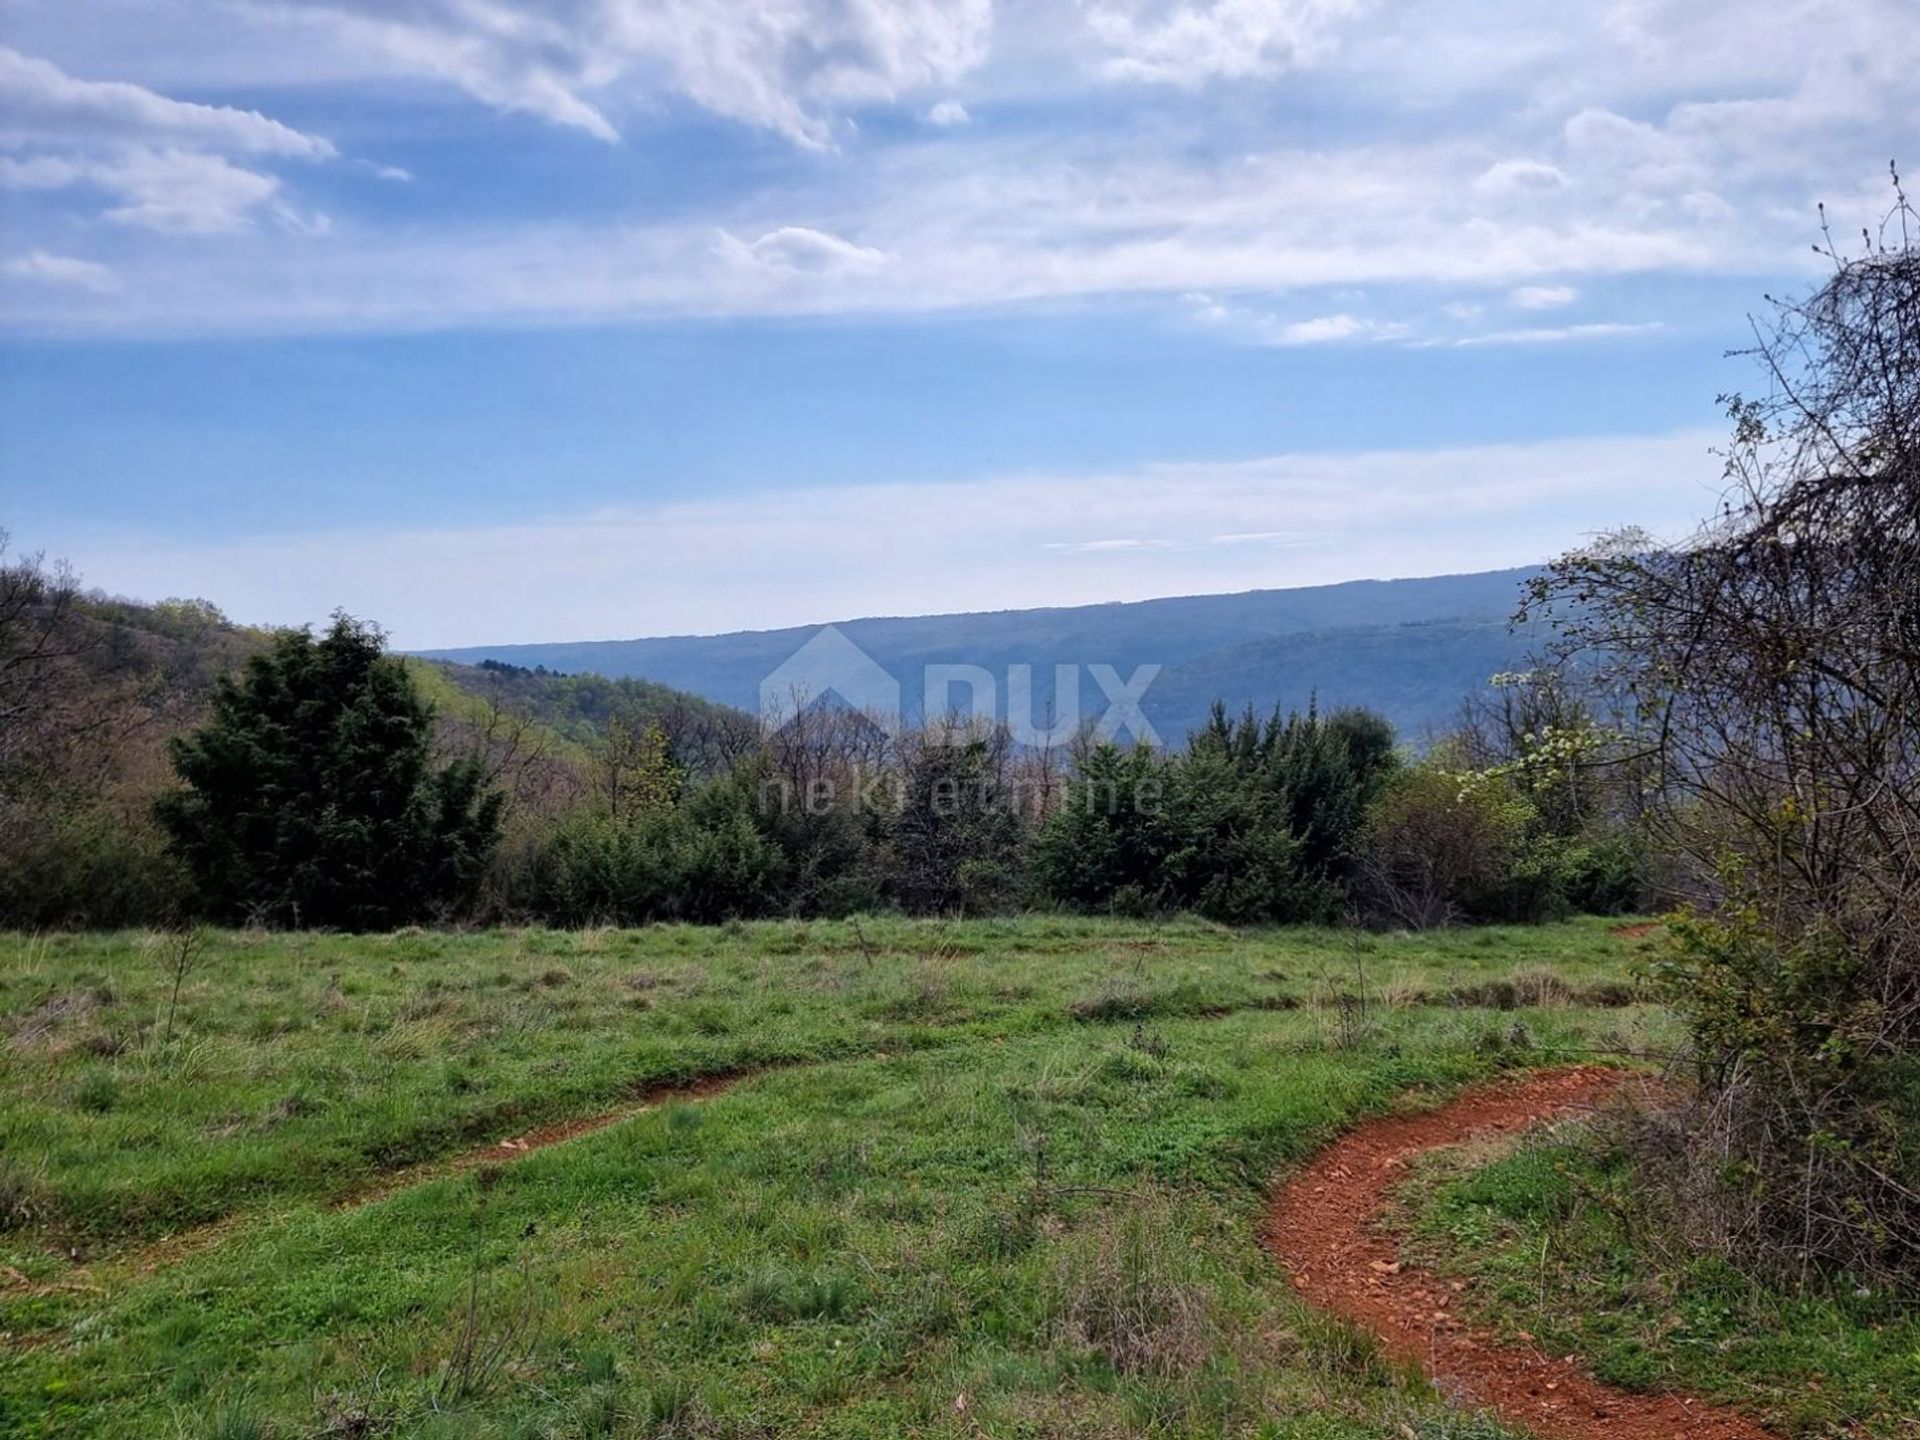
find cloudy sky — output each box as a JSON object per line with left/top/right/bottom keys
{"left": 2, "top": 0, "right": 1914, "bottom": 645}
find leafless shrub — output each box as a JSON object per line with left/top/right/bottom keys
{"left": 158, "top": 925, "right": 207, "bottom": 1047}
{"left": 432, "top": 1172, "right": 540, "bottom": 1409}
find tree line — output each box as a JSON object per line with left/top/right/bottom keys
{"left": 0, "top": 561, "right": 1655, "bottom": 933}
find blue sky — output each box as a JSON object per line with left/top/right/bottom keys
{"left": 2, "top": 0, "right": 1914, "bottom": 646}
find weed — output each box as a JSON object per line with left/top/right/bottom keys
{"left": 1048, "top": 1199, "right": 1219, "bottom": 1379}
{"left": 72, "top": 1066, "right": 119, "bottom": 1114}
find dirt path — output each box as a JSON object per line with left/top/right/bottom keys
{"left": 1263, "top": 1065, "right": 1778, "bottom": 1440}
{"left": 17, "top": 993, "right": 1317, "bottom": 1295}
{"left": 7, "top": 1069, "right": 756, "bottom": 1315}
{"left": 334, "top": 1068, "right": 750, "bottom": 1212}
{"left": 1609, "top": 922, "right": 1662, "bottom": 940}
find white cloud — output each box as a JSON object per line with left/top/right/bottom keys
{"left": 1473, "top": 159, "right": 1567, "bottom": 197}
{"left": 1086, "top": 0, "right": 1368, "bottom": 85}
{"left": 0, "top": 46, "right": 333, "bottom": 157}
{"left": 1042, "top": 537, "right": 1171, "bottom": 553}
{"left": 1446, "top": 321, "right": 1661, "bottom": 347}
{"left": 1188, "top": 293, "right": 1412, "bottom": 346}
{"left": 49, "top": 429, "right": 1723, "bottom": 647}
{"left": 1509, "top": 283, "right": 1577, "bottom": 309}
{"left": 240, "top": 0, "right": 994, "bottom": 147}
{"left": 1, "top": 249, "right": 119, "bottom": 292}
{"left": 0, "top": 0, "right": 1914, "bottom": 336}
{"left": 0, "top": 48, "right": 333, "bottom": 237}
{"left": 723, "top": 226, "right": 889, "bottom": 276}
{"left": 1270, "top": 312, "right": 1371, "bottom": 344}
{"left": 1208, "top": 530, "right": 1315, "bottom": 546}
{"left": 925, "top": 99, "right": 971, "bottom": 126}
{"left": 1, "top": 146, "right": 313, "bottom": 233}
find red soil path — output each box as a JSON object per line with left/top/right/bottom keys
{"left": 1263, "top": 1066, "right": 1778, "bottom": 1440}
{"left": 7, "top": 1069, "right": 755, "bottom": 1306}
{"left": 335, "top": 1067, "right": 750, "bottom": 1210}
{"left": 1609, "top": 922, "right": 1663, "bottom": 940}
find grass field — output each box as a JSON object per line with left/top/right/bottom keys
{"left": 1403, "top": 1129, "right": 1920, "bottom": 1437}
{"left": 0, "top": 918, "right": 1909, "bottom": 1438}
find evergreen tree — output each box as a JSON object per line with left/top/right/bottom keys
{"left": 155, "top": 614, "right": 503, "bottom": 928}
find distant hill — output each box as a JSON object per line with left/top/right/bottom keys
{"left": 419, "top": 566, "right": 1548, "bottom": 744}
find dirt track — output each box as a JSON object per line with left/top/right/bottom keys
{"left": 1264, "top": 1065, "right": 1778, "bottom": 1440}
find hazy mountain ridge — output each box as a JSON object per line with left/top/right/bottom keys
{"left": 419, "top": 566, "right": 1543, "bottom": 741}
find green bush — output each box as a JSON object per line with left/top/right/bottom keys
{"left": 883, "top": 726, "right": 1026, "bottom": 915}
{"left": 1358, "top": 759, "right": 1559, "bottom": 925}
{"left": 1033, "top": 705, "right": 1396, "bottom": 924}
{"left": 154, "top": 615, "right": 503, "bottom": 928}
{"left": 0, "top": 797, "right": 186, "bottom": 929}
{"left": 530, "top": 790, "right": 790, "bottom": 925}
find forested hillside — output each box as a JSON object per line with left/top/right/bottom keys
{"left": 420, "top": 566, "right": 1542, "bottom": 739}
{"left": 0, "top": 545, "right": 748, "bottom": 927}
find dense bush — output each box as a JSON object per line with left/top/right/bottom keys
{"left": 1030, "top": 744, "right": 1177, "bottom": 916}
{"left": 155, "top": 615, "right": 504, "bottom": 929}
{"left": 884, "top": 724, "right": 1027, "bottom": 915}
{"left": 1357, "top": 757, "right": 1559, "bottom": 925}
{"left": 0, "top": 796, "right": 186, "bottom": 929}
{"left": 528, "top": 804, "right": 789, "bottom": 924}
{"left": 1032, "top": 705, "right": 1397, "bottom": 923}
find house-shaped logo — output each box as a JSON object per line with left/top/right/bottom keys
{"left": 758, "top": 626, "right": 902, "bottom": 735}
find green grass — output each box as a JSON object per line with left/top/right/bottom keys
{"left": 0, "top": 917, "right": 1651, "bottom": 1251}
{"left": 1401, "top": 1130, "right": 1920, "bottom": 1438}
{"left": 0, "top": 916, "right": 1737, "bottom": 1437}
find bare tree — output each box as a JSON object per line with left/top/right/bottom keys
{"left": 1529, "top": 166, "right": 1920, "bottom": 1285}
{"left": 0, "top": 533, "right": 87, "bottom": 793}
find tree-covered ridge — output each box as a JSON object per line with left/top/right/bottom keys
{"left": 426, "top": 656, "right": 754, "bottom": 761}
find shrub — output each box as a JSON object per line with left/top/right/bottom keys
{"left": 531, "top": 793, "right": 789, "bottom": 926}
{"left": 0, "top": 796, "right": 186, "bottom": 928}
{"left": 883, "top": 723, "right": 1026, "bottom": 915}
{"left": 1528, "top": 172, "right": 1920, "bottom": 1286}
{"left": 1030, "top": 744, "right": 1174, "bottom": 912}
{"left": 1643, "top": 906, "right": 1920, "bottom": 1284}
{"left": 1033, "top": 704, "right": 1397, "bottom": 923}
{"left": 1357, "top": 758, "right": 1560, "bottom": 926}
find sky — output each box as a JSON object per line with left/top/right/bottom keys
{"left": 1, "top": 0, "right": 1915, "bottom": 647}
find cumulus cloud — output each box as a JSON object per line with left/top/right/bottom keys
{"left": 925, "top": 99, "right": 971, "bottom": 126}
{"left": 1473, "top": 159, "right": 1568, "bottom": 196}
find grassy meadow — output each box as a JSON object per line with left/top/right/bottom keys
{"left": 0, "top": 918, "right": 1906, "bottom": 1438}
